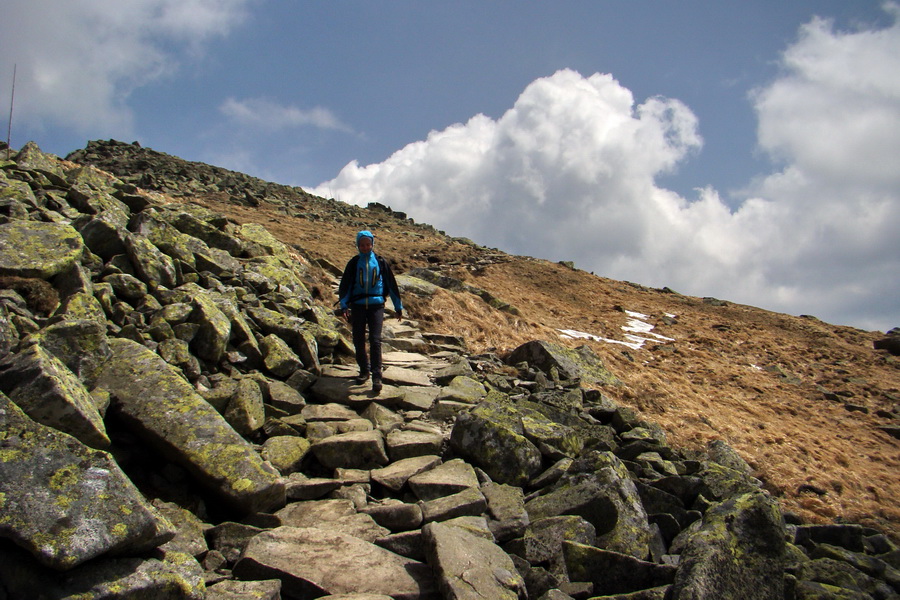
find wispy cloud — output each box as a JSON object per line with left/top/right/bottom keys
{"left": 1, "top": 0, "right": 253, "bottom": 136}
{"left": 220, "top": 97, "right": 353, "bottom": 133}
{"left": 311, "top": 8, "right": 900, "bottom": 331}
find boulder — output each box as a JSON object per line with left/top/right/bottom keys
{"left": 311, "top": 430, "right": 390, "bottom": 470}
{"left": 233, "top": 526, "right": 439, "bottom": 599}
{"left": 385, "top": 428, "right": 444, "bottom": 461}
{"left": 507, "top": 340, "right": 620, "bottom": 385}
{"left": 423, "top": 520, "right": 527, "bottom": 599}
{"left": 668, "top": 490, "right": 787, "bottom": 600}
{"left": 525, "top": 462, "right": 652, "bottom": 560}
{"left": 482, "top": 481, "right": 530, "bottom": 542}
{"left": 0, "top": 220, "right": 84, "bottom": 279}
{"left": 0, "top": 544, "right": 205, "bottom": 599}
{"left": 94, "top": 338, "right": 285, "bottom": 514}
{"left": 563, "top": 542, "right": 677, "bottom": 596}
{"left": 0, "top": 343, "right": 110, "bottom": 449}
{"left": 0, "top": 393, "right": 175, "bottom": 570}
{"left": 408, "top": 458, "right": 480, "bottom": 501}
{"left": 371, "top": 454, "right": 443, "bottom": 492}
{"left": 449, "top": 399, "right": 544, "bottom": 487}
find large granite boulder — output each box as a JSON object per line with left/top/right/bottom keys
{"left": 0, "top": 220, "right": 84, "bottom": 278}
{"left": 0, "top": 393, "right": 175, "bottom": 570}
{"left": 669, "top": 490, "right": 787, "bottom": 600}
{"left": 449, "top": 398, "right": 543, "bottom": 486}
{"left": 94, "top": 338, "right": 285, "bottom": 514}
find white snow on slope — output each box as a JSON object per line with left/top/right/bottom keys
{"left": 559, "top": 310, "right": 674, "bottom": 351}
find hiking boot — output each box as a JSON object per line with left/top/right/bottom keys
{"left": 372, "top": 380, "right": 383, "bottom": 394}
{"left": 354, "top": 372, "right": 370, "bottom": 385}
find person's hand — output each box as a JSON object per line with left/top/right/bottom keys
{"left": 396, "top": 310, "right": 403, "bottom": 321}
{"left": 342, "top": 309, "right": 350, "bottom": 322}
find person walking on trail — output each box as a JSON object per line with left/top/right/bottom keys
{"left": 338, "top": 230, "right": 403, "bottom": 394}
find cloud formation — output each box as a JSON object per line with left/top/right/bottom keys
{"left": 311, "top": 12, "right": 900, "bottom": 331}
{"left": 1, "top": 0, "right": 252, "bottom": 136}
{"left": 220, "top": 97, "right": 352, "bottom": 133}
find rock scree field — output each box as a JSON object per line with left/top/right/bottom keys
{"left": 0, "top": 138, "right": 897, "bottom": 599}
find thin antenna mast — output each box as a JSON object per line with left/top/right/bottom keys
{"left": 7, "top": 64, "right": 16, "bottom": 160}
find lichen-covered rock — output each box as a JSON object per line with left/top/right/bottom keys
{"left": 206, "top": 578, "right": 282, "bottom": 599}
{"left": 56, "top": 290, "right": 108, "bottom": 323}
{"left": 0, "top": 220, "right": 84, "bottom": 278}
{"left": 238, "top": 222, "right": 292, "bottom": 258}
{"left": 224, "top": 377, "right": 266, "bottom": 436}
{"left": 94, "top": 338, "right": 285, "bottom": 514}
{"left": 791, "top": 557, "right": 898, "bottom": 600}
{"left": 0, "top": 393, "right": 175, "bottom": 570}
{"left": 246, "top": 306, "right": 319, "bottom": 371}
{"left": 131, "top": 209, "right": 198, "bottom": 269}
{"left": 0, "top": 343, "right": 110, "bottom": 448}
{"left": 669, "top": 490, "right": 787, "bottom": 600}
{"left": 436, "top": 375, "right": 486, "bottom": 404}
{"left": 77, "top": 212, "right": 130, "bottom": 260}
{"left": 25, "top": 318, "right": 112, "bottom": 388}
{"left": 507, "top": 339, "right": 620, "bottom": 385}
{"left": 261, "top": 333, "right": 303, "bottom": 378}
{"left": 563, "top": 542, "right": 677, "bottom": 596}
{"left": 125, "top": 232, "right": 179, "bottom": 289}
{"left": 449, "top": 400, "right": 543, "bottom": 487}
{"left": 482, "top": 481, "right": 530, "bottom": 543}
{"left": 14, "top": 142, "right": 67, "bottom": 184}
{"left": 0, "top": 543, "right": 205, "bottom": 599}
{"left": 525, "top": 460, "right": 652, "bottom": 560}
{"left": 261, "top": 435, "right": 311, "bottom": 475}
{"left": 165, "top": 209, "right": 244, "bottom": 256}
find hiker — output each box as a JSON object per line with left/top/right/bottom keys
{"left": 338, "top": 230, "right": 403, "bottom": 394}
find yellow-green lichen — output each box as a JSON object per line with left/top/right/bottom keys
{"left": 49, "top": 465, "right": 79, "bottom": 490}
{"left": 112, "top": 523, "right": 127, "bottom": 537}
{"left": 232, "top": 478, "right": 253, "bottom": 492}
{"left": 0, "top": 448, "right": 23, "bottom": 462}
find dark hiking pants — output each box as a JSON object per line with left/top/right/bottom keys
{"left": 351, "top": 304, "right": 384, "bottom": 381}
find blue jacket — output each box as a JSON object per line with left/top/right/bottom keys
{"left": 338, "top": 252, "right": 403, "bottom": 312}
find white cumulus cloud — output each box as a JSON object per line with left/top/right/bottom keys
{"left": 1, "top": 0, "right": 252, "bottom": 136}
{"left": 311, "top": 11, "right": 900, "bottom": 331}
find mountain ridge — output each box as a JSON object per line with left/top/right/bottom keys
{"left": 66, "top": 139, "right": 900, "bottom": 540}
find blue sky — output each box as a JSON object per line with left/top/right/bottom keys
{"left": 3, "top": 1, "right": 899, "bottom": 331}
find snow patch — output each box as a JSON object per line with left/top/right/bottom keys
{"left": 559, "top": 310, "right": 674, "bottom": 351}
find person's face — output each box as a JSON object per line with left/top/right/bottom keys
{"left": 358, "top": 237, "right": 373, "bottom": 253}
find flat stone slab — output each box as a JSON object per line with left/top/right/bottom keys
{"left": 383, "top": 366, "right": 433, "bottom": 387}
{"left": 308, "top": 377, "right": 406, "bottom": 407}
{"left": 383, "top": 351, "right": 448, "bottom": 371}
{"left": 371, "top": 455, "right": 443, "bottom": 492}
{"left": 233, "top": 526, "right": 440, "bottom": 600}
{"left": 409, "top": 459, "right": 480, "bottom": 501}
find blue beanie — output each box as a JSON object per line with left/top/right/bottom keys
{"left": 356, "top": 230, "right": 374, "bottom": 245}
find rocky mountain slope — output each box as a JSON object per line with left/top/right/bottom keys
{"left": 0, "top": 139, "right": 898, "bottom": 599}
